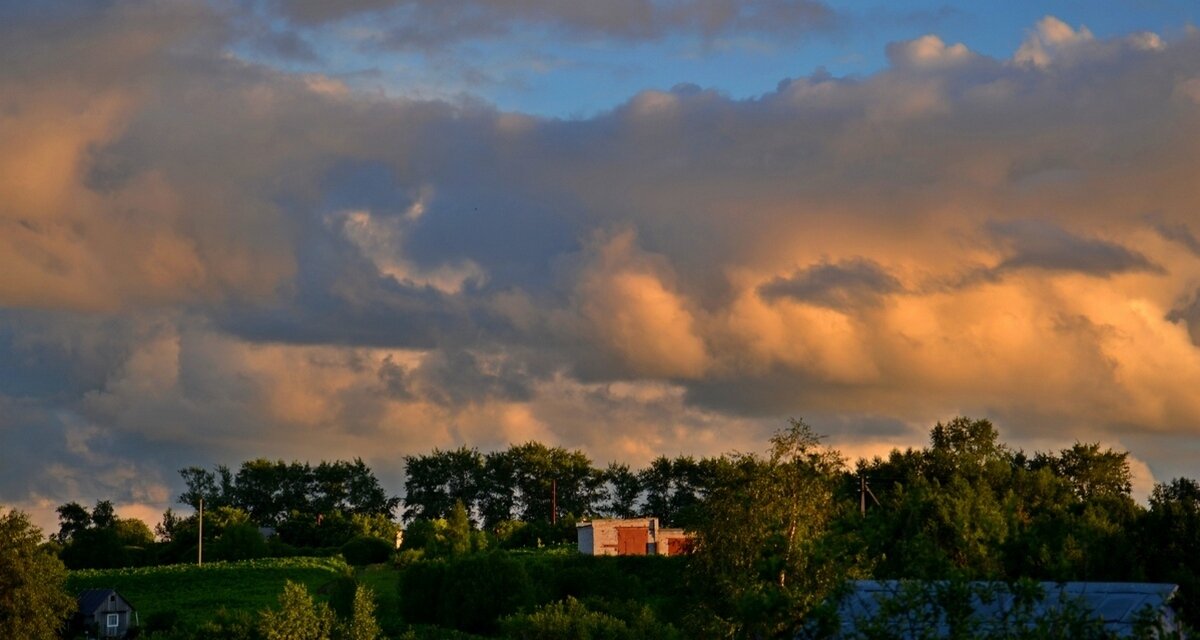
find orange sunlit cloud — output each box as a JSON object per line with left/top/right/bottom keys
{"left": 4, "top": 3, "right": 1200, "bottom": 529}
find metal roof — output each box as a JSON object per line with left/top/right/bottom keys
{"left": 832, "top": 580, "right": 1179, "bottom": 638}
{"left": 77, "top": 589, "right": 134, "bottom": 614}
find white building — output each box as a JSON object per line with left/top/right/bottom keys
{"left": 576, "top": 518, "right": 693, "bottom": 556}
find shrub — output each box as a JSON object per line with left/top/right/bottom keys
{"left": 500, "top": 597, "right": 633, "bottom": 640}
{"left": 341, "top": 536, "right": 393, "bottom": 566}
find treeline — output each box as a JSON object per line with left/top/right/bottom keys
{"left": 395, "top": 418, "right": 1200, "bottom": 637}
{"left": 176, "top": 458, "right": 398, "bottom": 524}
{"left": 402, "top": 442, "right": 730, "bottom": 528}
{"left": 34, "top": 416, "right": 1200, "bottom": 637}
{"left": 52, "top": 458, "right": 400, "bottom": 569}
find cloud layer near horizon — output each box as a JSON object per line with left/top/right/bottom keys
{"left": 3, "top": 5, "right": 1200, "bottom": 531}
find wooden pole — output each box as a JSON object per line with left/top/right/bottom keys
{"left": 198, "top": 496, "right": 203, "bottom": 567}
{"left": 860, "top": 474, "right": 866, "bottom": 517}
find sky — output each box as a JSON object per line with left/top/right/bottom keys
{"left": 4, "top": 0, "right": 1200, "bottom": 534}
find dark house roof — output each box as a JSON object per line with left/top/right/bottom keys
{"left": 830, "top": 580, "right": 1179, "bottom": 639}
{"left": 77, "top": 589, "right": 135, "bottom": 614}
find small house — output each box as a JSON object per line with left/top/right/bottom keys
{"left": 576, "top": 518, "right": 695, "bottom": 556}
{"left": 76, "top": 589, "right": 138, "bottom": 639}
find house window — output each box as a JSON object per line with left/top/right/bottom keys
{"left": 107, "top": 613, "right": 119, "bottom": 629}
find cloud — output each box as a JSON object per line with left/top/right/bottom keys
{"left": 7, "top": 6, "right": 1200, "bottom": 528}
{"left": 987, "top": 219, "right": 1164, "bottom": 278}
{"left": 1147, "top": 213, "right": 1200, "bottom": 257}
{"left": 574, "top": 231, "right": 712, "bottom": 379}
{"left": 1014, "top": 16, "right": 1094, "bottom": 67}
{"left": 759, "top": 258, "right": 903, "bottom": 308}
{"left": 886, "top": 34, "right": 972, "bottom": 69}
{"left": 267, "top": 0, "right": 835, "bottom": 48}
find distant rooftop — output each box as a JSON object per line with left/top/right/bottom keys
{"left": 829, "top": 580, "right": 1180, "bottom": 639}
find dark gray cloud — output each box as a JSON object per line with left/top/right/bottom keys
{"left": 1167, "top": 288, "right": 1200, "bottom": 346}
{"left": 1147, "top": 213, "right": 1200, "bottom": 257}
{"left": 759, "top": 258, "right": 903, "bottom": 308}
{"left": 266, "top": 0, "right": 834, "bottom": 50}
{"left": 988, "top": 219, "right": 1164, "bottom": 277}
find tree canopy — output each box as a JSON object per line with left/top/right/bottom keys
{"left": 0, "top": 507, "right": 75, "bottom": 640}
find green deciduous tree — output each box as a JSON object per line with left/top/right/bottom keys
{"left": 690, "top": 419, "right": 849, "bottom": 638}
{"left": 0, "top": 507, "right": 75, "bottom": 640}
{"left": 402, "top": 446, "right": 485, "bottom": 523}
{"left": 260, "top": 580, "right": 336, "bottom": 640}
{"left": 342, "top": 585, "right": 381, "bottom": 640}
{"left": 600, "top": 462, "right": 642, "bottom": 519}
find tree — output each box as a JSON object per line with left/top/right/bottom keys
{"left": 115, "top": 517, "right": 154, "bottom": 547}
{"left": 600, "top": 462, "right": 642, "bottom": 518}
{"left": 314, "top": 459, "right": 399, "bottom": 518}
{"left": 259, "top": 581, "right": 336, "bottom": 640}
{"left": 0, "top": 507, "right": 75, "bottom": 639}
{"left": 342, "top": 585, "right": 381, "bottom": 640}
{"left": 1033, "top": 443, "right": 1133, "bottom": 501}
{"left": 444, "top": 500, "right": 474, "bottom": 556}
{"left": 179, "top": 466, "right": 226, "bottom": 510}
{"left": 925, "top": 417, "right": 1010, "bottom": 483}
{"left": 1140, "top": 478, "right": 1200, "bottom": 627}
{"left": 91, "top": 500, "right": 117, "bottom": 528}
{"left": 404, "top": 447, "right": 480, "bottom": 522}
{"left": 506, "top": 442, "right": 601, "bottom": 523}
{"left": 156, "top": 508, "right": 182, "bottom": 542}
{"left": 213, "top": 522, "right": 268, "bottom": 561}
{"left": 479, "top": 450, "right": 519, "bottom": 528}
{"left": 690, "top": 419, "right": 848, "bottom": 638}
{"left": 54, "top": 501, "right": 91, "bottom": 543}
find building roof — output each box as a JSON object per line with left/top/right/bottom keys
{"left": 832, "top": 580, "right": 1178, "bottom": 638}
{"left": 77, "top": 589, "right": 134, "bottom": 614}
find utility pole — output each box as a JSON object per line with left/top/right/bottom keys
{"left": 198, "top": 496, "right": 203, "bottom": 567}
{"left": 860, "top": 474, "right": 866, "bottom": 517}
{"left": 551, "top": 479, "right": 558, "bottom": 525}
{"left": 859, "top": 473, "right": 881, "bottom": 516}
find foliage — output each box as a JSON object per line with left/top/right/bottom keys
{"left": 68, "top": 556, "right": 352, "bottom": 630}
{"left": 853, "top": 418, "right": 1141, "bottom": 583}
{"left": 401, "top": 502, "right": 490, "bottom": 558}
{"left": 395, "top": 549, "right": 690, "bottom": 636}
{"left": 178, "top": 458, "right": 399, "bottom": 534}
{"left": 340, "top": 535, "right": 393, "bottom": 566}
{"left": 0, "top": 507, "right": 76, "bottom": 640}
{"left": 343, "top": 585, "right": 382, "bottom": 640}
{"left": 403, "top": 446, "right": 485, "bottom": 522}
{"left": 689, "top": 418, "right": 850, "bottom": 638}
{"left": 54, "top": 499, "right": 159, "bottom": 569}
{"left": 599, "top": 463, "right": 642, "bottom": 519}
{"left": 500, "top": 596, "right": 681, "bottom": 640}
{"left": 1140, "top": 478, "right": 1200, "bottom": 627}
{"left": 214, "top": 522, "right": 270, "bottom": 561}
{"left": 259, "top": 580, "right": 336, "bottom": 640}
{"left": 399, "top": 551, "right": 536, "bottom": 634}
{"left": 194, "top": 607, "right": 261, "bottom": 640}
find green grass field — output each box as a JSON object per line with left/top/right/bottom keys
{"left": 67, "top": 556, "right": 353, "bottom": 629}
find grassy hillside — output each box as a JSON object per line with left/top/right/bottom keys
{"left": 67, "top": 556, "right": 352, "bottom": 629}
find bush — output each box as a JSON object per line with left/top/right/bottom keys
{"left": 398, "top": 551, "right": 535, "bottom": 634}
{"left": 397, "top": 559, "right": 446, "bottom": 626}
{"left": 436, "top": 552, "right": 536, "bottom": 634}
{"left": 214, "top": 523, "right": 269, "bottom": 562}
{"left": 341, "top": 536, "right": 393, "bottom": 566}
{"left": 501, "top": 597, "right": 655, "bottom": 640}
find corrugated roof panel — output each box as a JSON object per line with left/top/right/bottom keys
{"left": 829, "top": 581, "right": 1179, "bottom": 639}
